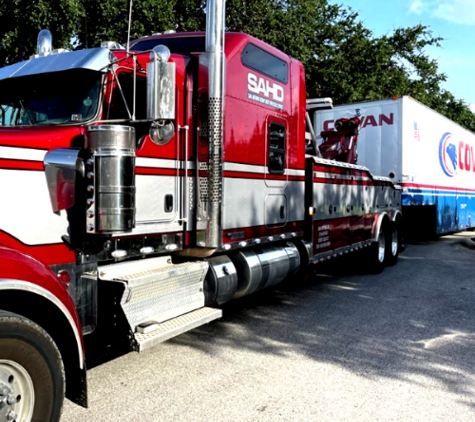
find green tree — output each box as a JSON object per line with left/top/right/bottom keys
{"left": 0, "top": 0, "right": 473, "bottom": 130}
{"left": 77, "top": 0, "right": 176, "bottom": 48}
{"left": 77, "top": 0, "right": 206, "bottom": 48}
{"left": 225, "top": 0, "right": 475, "bottom": 131}
{"left": 0, "top": 0, "right": 83, "bottom": 65}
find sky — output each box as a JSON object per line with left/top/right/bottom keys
{"left": 330, "top": 0, "right": 475, "bottom": 111}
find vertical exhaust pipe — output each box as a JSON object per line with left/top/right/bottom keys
{"left": 205, "top": 0, "right": 226, "bottom": 248}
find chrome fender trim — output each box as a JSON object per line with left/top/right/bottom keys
{"left": 392, "top": 209, "right": 403, "bottom": 223}
{"left": 372, "top": 212, "right": 389, "bottom": 242}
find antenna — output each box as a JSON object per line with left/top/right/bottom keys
{"left": 126, "top": 0, "right": 133, "bottom": 53}
{"left": 85, "top": 15, "right": 88, "bottom": 49}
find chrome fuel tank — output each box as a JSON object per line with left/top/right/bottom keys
{"left": 232, "top": 243, "right": 300, "bottom": 299}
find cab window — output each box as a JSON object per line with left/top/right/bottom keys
{"left": 268, "top": 122, "right": 286, "bottom": 174}
{"left": 108, "top": 71, "right": 147, "bottom": 120}
{"left": 242, "top": 43, "right": 288, "bottom": 84}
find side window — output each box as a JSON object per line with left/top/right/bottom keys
{"left": 242, "top": 43, "right": 288, "bottom": 84}
{"left": 268, "top": 122, "right": 286, "bottom": 174}
{"left": 108, "top": 72, "right": 147, "bottom": 120}
{"left": 0, "top": 106, "right": 19, "bottom": 126}
{"left": 0, "top": 105, "right": 37, "bottom": 126}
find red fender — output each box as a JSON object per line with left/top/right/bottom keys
{"left": 0, "top": 246, "right": 84, "bottom": 367}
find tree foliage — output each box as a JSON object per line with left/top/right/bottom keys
{"left": 76, "top": 0, "right": 206, "bottom": 48}
{"left": 78, "top": 0, "right": 175, "bottom": 48}
{"left": 0, "top": 0, "right": 473, "bottom": 130}
{"left": 0, "top": 0, "right": 83, "bottom": 65}
{"left": 227, "top": 0, "right": 475, "bottom": 131}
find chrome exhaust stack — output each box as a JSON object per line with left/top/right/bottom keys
{"left": 204, "top": 0, "right": 226, "bottom": 248}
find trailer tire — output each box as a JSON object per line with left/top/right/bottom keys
{"left": 0, "top": 311, "right": 65, "bottom": 422}
{"left": 366, "top": 227, "right": 386, "bottom": 274}
{"left": 385, "top": 224, "right": 399, "bottom": 266}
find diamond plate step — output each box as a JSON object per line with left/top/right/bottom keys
{"left": 135, "top": 307, "right": 222, "bottom": 351}
{"left": 98, "top": 256, "right": 209, "bottom": 332}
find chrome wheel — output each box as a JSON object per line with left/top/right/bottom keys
{"left": 377, "top": 231, "right": 385, "bottom": 263}
{"left": 390, "top": 227, "right": 398, "bottom": 256}
{"left": 385, "top": 224, "right": 400, "bottom": 266}
{"left": 366, "top": 224, "right": 386, "bottom": 274}
{"left": 0, "top": 360, "right": 34, "bottom": 422}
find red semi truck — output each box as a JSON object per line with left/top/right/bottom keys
{"left": 0, "top": 1, "right": 402, "bottom": 420}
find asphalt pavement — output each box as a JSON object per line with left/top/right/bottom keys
{"left": 62, "top": 232, "right": 475, "bottom": 421}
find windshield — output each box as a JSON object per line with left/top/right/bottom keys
{"left": 0, "top": 69, "right": 102, "bottom": 126}
{"left": 131, "top": 36, "right": 205, "bottom": 54}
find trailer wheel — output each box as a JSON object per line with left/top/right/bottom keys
{"left": 0, "top": 311, "right": 65, "bottom": 422}
{"left": 385, "top": 224, "right": 399, "bottom": 266}
{"left": 366, "top": 227, "right": 386, "bottom": 274}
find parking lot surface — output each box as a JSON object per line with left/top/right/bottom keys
{"left": 62, "top": 232, "right": 475, "bottom": 421}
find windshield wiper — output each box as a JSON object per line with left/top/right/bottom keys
{"left": 18, "top": 100, "right": 35, "bottom": 125}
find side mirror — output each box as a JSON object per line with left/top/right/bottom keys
{"left": 149, "top": 120, "right": 175, "bottom": 146}
{"left": 147, "top": 45, "right": 176, "bottom": 120}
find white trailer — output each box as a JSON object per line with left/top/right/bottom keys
{"left": 314, "top": 96, "right": 475, "bottom": 237}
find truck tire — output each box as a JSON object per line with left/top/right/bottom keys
{"left": 366, "top": 227, "right": 386, "bottom": 274}
{"left": 384, "top": 224, "right": 399, "bottom": 266}
{"left": 0, "top": 311, "right": 65, "bottom": 422}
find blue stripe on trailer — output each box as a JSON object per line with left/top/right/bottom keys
{"left": 402, "top": 189, "right": 475, "bottom": 234}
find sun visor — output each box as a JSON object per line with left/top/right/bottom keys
{"left": 0, "top": 47, "right": 114, "bottom": 81}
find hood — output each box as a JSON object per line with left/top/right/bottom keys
{"left": 0, "top": 48, "right": 112, "bottom": 82}
{"left": 0, "top": 125, "right": 86, "bottom": 150}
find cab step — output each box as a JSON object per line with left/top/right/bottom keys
{"left": 134, "top": 307, "right": 222, "bottom": 351}
{"left": 98, "top": 256, "right": 211, "bottom": 338}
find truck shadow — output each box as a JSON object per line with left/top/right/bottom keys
{"left": 168, "top": 239, "right": 475, "bottom": 410}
